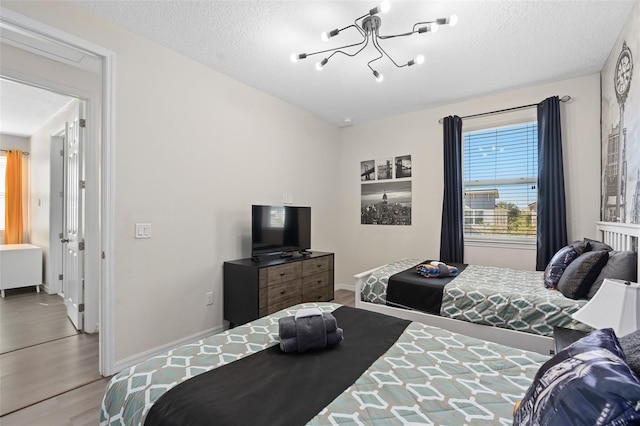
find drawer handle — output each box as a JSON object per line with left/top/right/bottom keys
{"left": 280, "top": 291, "right": 286, "bottom": 295}
{"left": 280, "top": 273, "right": 286, "bottom": 276}
{"left": 317, "top": 265, "right": 322, "bottom": 268}
{"left": 317, "top": 280, "right": 322, "bottom": 284}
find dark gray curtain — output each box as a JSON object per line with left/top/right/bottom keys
{"left": 440, "top": 115, "right": 464, "bottom": 263}
{"left": 536, "top": 96, "right": 567, "bottom": 270}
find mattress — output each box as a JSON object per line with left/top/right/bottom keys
{"left": 360, "top": 259, "right": 590, "bottom": 337}
{"left": 101, "top": 302, "right": 548, "bottom": 425}
{"left": 440, "top": 264, "right": 591, "bottom": 336}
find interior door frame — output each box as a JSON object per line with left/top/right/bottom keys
{"left": 0, "top": 7, "right": 116, "bottom": 376}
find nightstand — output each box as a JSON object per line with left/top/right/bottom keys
{"left": 553, "top": 327, "right": 588, "bottom": 354}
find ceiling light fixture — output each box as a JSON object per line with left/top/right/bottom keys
{"left": 291, "top": 1, "right": 457, "bottom": 82}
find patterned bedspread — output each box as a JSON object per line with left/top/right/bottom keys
{"left": 440, "top": 264, "right": 591, "bottom": 336}
{"left": 310, "top": 321, "right": 547, "bottom": 425}
{"left": 101, "top": 302, "right": 547, "bottom": 426}
{"left": 360, "top": 258, "right": 424, "bottom": 304}
{"left": 360, "top": 260, "right": 592, "bottom": 337}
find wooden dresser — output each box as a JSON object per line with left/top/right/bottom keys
{"left": 223, "top": 251, "right": 334, "bottom": 327}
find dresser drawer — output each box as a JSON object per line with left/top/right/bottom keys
{"left": 303, "top": 286, "right": 330, "bottom": 303}
{"left": 302, "top": 271, "right": 329, "bottom": 293}
{"left": 267, "top": 279, "right": 302, "bottom": 304}
{"left": 302, "top": 257, "right": 329, "bottom": 276}
{"left": 267, "top": 279, "right": 302, "bottom": 314}
{"left": 267, "top": 263, "right": 302, "bottom": 285}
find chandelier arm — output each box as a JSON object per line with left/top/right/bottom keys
{"left": 412, "top": 21, "right": 437, "bottom": 32}
{"left": 328, "top": 35, "right": 371, "bottom": 60}
{"left": 352, "top": 17, "right": 367, "bottom": 37}
{"left": 366, "top": 38, "right": 385, "bottom": 72}
{"left": 305, "top": 36, "right": 367, "bottom": 58}
{"left": 378, "top": 31, "right": 416, "bottom": 40}
{"left": 374, "top": 37, "right": 407, "bottom": 68}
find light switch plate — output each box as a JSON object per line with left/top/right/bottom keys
{"left": 135, "top": 223, "right": 151, "bottom": 239}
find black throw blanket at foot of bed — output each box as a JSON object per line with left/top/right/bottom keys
{"left": 144, "top": 306, "right": 410, "bottom": 426}
{"left": 386, "top": 260, "right": 467, "bottom": 314}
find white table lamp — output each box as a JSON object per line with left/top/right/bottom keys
{"left": 572, "top": 278, "right": 640, "bottom": 337}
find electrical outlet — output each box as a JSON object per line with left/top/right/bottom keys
{"left": 206, "top": 291, "right": 214, "bottom": 306}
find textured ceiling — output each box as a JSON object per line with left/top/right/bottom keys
{"left": 46, "top": 1, "right": 640, "bottom": 126}
{"left": 0, "top": 79, "right": 75, "bottom": 137}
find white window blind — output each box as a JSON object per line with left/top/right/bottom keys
{"left": 463, "top": 122, "right": 538, "bottom": 238}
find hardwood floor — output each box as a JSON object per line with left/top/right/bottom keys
{"left": 0, "top": 289, "right": 100, "bottom": 418}
{"left": 0, "top": 288, "right": 78, "bottom": 354}
{"left": 0, "top": 289, "right": 355, "bottom": 425}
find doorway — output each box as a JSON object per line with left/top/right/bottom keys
{"left": 0, "top": 78, "right": 99, "bottom": 416}
{"left": 1, "top": 6, "right": 117, "bottom": 376}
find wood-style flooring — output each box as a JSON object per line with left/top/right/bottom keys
{"left": 0, "top": 288, "right": 101, "bottom": 417}
{"left": 0, "top": 289, "right": 356, "bottom": 425}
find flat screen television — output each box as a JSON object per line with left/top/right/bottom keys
{"left": 251, "top": 205, "right": 311, "bottom": 257}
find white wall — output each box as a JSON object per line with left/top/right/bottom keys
{"left": 2, "top": 2, "right": 341, "bottom": 365}
{"left": 0, "top": 133, "right": 29, "bottom": 150}
{"left": 336, "top": 74, "right": 601, "bottom": 287}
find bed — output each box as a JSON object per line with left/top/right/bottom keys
{"left": 355, "top": 222, "right": 640, "bottom": 354}
{"left": 100, "top": 301, "right": 640, "bottom": 425}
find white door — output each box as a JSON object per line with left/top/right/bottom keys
{"left": 62, "top": 101, "right": 85, "bottom": 331}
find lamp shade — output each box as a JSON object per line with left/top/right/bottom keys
{"left": 572, "top": 278, "right": 640, "bottom": 337}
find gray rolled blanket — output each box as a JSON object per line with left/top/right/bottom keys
{"left": 278, "top": 308, "right": 343, "bottom": 353}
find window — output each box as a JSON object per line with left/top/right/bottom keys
{"left": 0, "top": 155, "right": 5, "bottom": 231}
{"left": 463, "top": 122, "right": 537, "bottom": 239}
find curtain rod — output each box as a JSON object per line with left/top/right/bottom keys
{"left": 0, "top": 149, "right": 30, "bottom": 156}
{"left": 438, "top": 95, "right": 571, "bottom": 124}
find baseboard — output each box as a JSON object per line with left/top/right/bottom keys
{"left": 112, "top": 325, "right": 224, "bottom": 374}
{"left": 335, "top": 283, "right": 355, "bottom": 291}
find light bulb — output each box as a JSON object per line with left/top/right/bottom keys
{"left": 373, "top": 70, "right": 384, "bottom": 82}
{"left": 290, "top": 53, "right": 298, "bottom": 63}
{"left": 316, "top": 58, "right": 328, "bottom": 71}
{"left": 380, "top": 1, "right": 391, "bottom": 13}
{"left": 321, "top": 31, "right": 329, "bottom": 42}
{"left": 449, "top": 15, "right": 458, "bottom": 26}
{"left": 432, "top": 23, "right": 439, "bottom": 33}
{"left": 415, "top": 54, "right": 425, "bottom": 65}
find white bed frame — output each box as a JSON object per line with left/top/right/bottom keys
{"left": 354, "top": 221, "right": 640, "bottom": 355}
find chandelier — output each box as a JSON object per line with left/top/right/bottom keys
{"left": 290, "top": 1, "right": 457, "bottom": 82}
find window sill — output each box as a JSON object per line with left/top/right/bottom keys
{"left": 464, "top": 236, "right": 536, "bottom": 250}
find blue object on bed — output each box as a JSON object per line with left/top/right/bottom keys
{"left": 514, "top": 328, "right": 640, "bottom": 425}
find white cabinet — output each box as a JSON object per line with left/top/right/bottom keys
{"left": 0, "top": 244, "right": 43, "bottom": 297}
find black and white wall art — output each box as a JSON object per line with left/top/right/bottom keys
{"left": 361, "top": 155, "right": 412, "bottom": 225}
{"left": 601, "top": 2, "right": 639, "bottom": 224}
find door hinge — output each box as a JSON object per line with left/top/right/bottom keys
{"left": 60, "top": 149, "right": 64, "bottom": 156}
{"left": 102, "top": 251, "right": 106, "bottom": 260}
{"left": 79, "top": 180, "right": 86, "bottom": 189}
{"left": 79, "top": 303, "right": 85, "bottom": 312}
{"left": 59, "top": 232, "right": 64, "bottom": 239}
{"left": 59, "top": 274, "right": 63, "bottom": 280}
{"left": 79, "top": 119, "right": 86, "bottom": 128}
{"left": 79, "top": 241, "right": 85, "bottom": 251}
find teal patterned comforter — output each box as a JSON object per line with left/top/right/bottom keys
{"left": 360, "top": 260, "right": 591, "bottom": 337}
{"left": 440, "top": 265, "right": 591, "bottom": 336}
{"left": 101, "top": 302, "right": 547, "bottom": 425}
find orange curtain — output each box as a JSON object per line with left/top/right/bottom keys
{"left": 5, "top": 150, "right": 24, "bottom": 244}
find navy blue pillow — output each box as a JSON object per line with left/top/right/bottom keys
{"left": 543, "top": 245, "right": 579, "bottom": 289}
{"left": 514, "top": 328, "right": 640, "bottom": 425}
